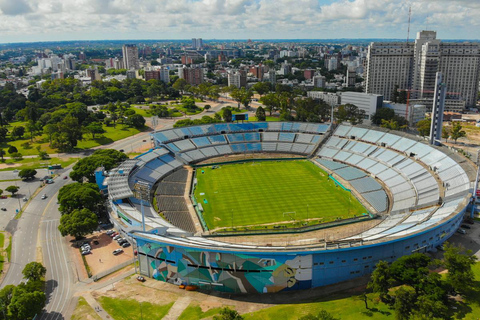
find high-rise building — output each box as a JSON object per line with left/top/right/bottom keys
{"left": 345, "top": 68, "right": 356, "bottom": 87}
{"left": 87, "top": 68, "right": 101, "bottom": 81}
{"left": 249, "top": 65, "right": 264, "bottom": 80}
{"left": 365, "top": 30, "right": 480, "bottom": 109}
{"left": 313, "top": 75, "right": 326, "bottom": 88}
{"left": 192, "top": 38, "right": 203, "bottom": 50}
{"left": 268, "top": 70, "right": 276, "bottom": 85}
{"left": 304, "top": 69, "right": 316, "bottom": 80}
{"left": 178, "top": 67, "right": 204, "bottom": 85}
{"left": 145, "top": 67, "right": 170, "bottom": 83}
{"left": 122, "top": 44, "right": 139, "bottom": 70}
{"left": 227, "top": 70, "right": 247, "bottom": 88}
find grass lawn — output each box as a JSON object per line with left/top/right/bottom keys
{"left": 244, "top": 292, "right": 392, "bottom": 320}
{"left": 249, "top": 116, "right": 280, "bottom": 122}
{"left": 0, "top": 123, "right": 144, "bottom": 156}
{"left": 194, "top": 160, "right": 366, "bottom": 230}
{"left": 0, "top": 157, "right": 77, "bottom": 172}
{"left": 76, "top": 124, "right": 143, "bottom": 149}
{"left": 71, "top": 297, "right": 102, "bottom": 320}
{"left": 178, "top": 303, "right": 223, "bottom": 320}
{"left": 0, "top": 232, "right": 4, "bottom": 271}
{"left": 130, "top": 106, "right": 152, "bottom": 117}
{"left": 98, "top": 297, "right": 173, "bottom": 320}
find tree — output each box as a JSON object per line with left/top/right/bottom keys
{"left": 10, "top": 152, "right": 23, "bottom": 161}
{"left": 58, "top": 183, "right": 103, "bottom": 214}
{"left": 393, "top": 286, "right": 416, "bottom": 320}
{"left": 18, "top": 169, "right": 37, "bottom": 180}
{"left": 0, "top": 127, "right": 8, "bottom": 142}
{"left": 213, "top": 307, "right": 243, "bottom": 320}
{"left": 5, "top": 186, "right": 19, "bottom": 196}
{"left": 0, "top": 149, "right": 5, "bottom": 162}
{"left": 372, "top": 108, "right": 395, "bottom": 125}
{"left": 126, "top": 114, "right": 145, "bottom": 128}
{"left": 230, "top": 88, "right": 253, "bottom": 109}
{"left": 172, "top": 78, "right": 187, "bottom": 94}
{"left": 252, "top": 82, "right": 270, "bottom": 96}
{"left": 22, "top": 262, "right": 46, "bottom": 282}
{"left": 417, "top": 118, "right": 431, "bottom": 137}
{"left": 7, "top": 288, "right": 46, "bottom": 320}
{"left": 450, "top": 122, "right": 466, "bottom": 143}
{"left": 43, "top": 123, "right": 56, "bottom": 146}
{"left": 442, "top": 126, "right": 450, "bottom": 143}
{"left": 11, "top": 126, "right": 25, "bottom": 140}
{"left": 85, "top": 122, "right": 106, "bottom": 139}
{"left": 299, "top": 310, "right": 338, "bottom": 320}
{"left": 58, "top": 208, "right": 98, "bottom": 239}
{"left": 54, "top": 115, "right": 83, "bottom": 152}
{"left": 260, "top": 93, "right": 280, "bottom": 115}
{"left": 70, "top": 149, "right": 127, "bottom": 183}
{"left": 390, "top": 253, "right": 431, "bottom": 292}
{"left": 7, "top": 146, "right": 17, "bottom": 155}
{"left": 223, "top": 108, "right": 233, "bottom": 122}
{"left": 204, "top": 105, "right": 211, "bottom": 111}
{"left": 334, "top": 104, "right": 366, "bottom": 125}
{"left": 443, "top": 242, "right": 477, "bottom": 293}
{"left": 256, "top": 106, "right": 266, "bottom": 121}
{"left": 367, "top": 260, "right": 393, "bottom": 302}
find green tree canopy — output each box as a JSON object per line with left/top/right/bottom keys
{"left": 213, "top": 307, "right": 243, "bottom": 320}
{"left": 223, "top": 108, "right": 233, "bottom": 122}
{"left": 22, "top": 262, "right": 46, "bottom": 282}
{"left": 126, "top": 114, "right": 145, "bottom": 128}
{"left": 85, "top": 122, "right": 106, "bottom": 139}
{"left": 5, "top": 186, "right": 19, "bottom": 196}
{"left": 443, "top": 242, "right": 477, "bottom": 293}
{"left": 416, "top": 118, "right": 431, "bottom": 137}
{"left": 334, "top": 103, "right": 366, "bottom": 125}
{"left": 18, "top": 169, "right": 37, "bottom": 180}
{"left": 371, "top": 107, "right": 395, "bottom": 125}
{"left": 58, "top": 208, "right": 98, "bottom": 239}
{"left": 255, "top": 106, "right": 266, "bottom": 121}
{"left": 70, "top": 149, "right": 127, "bottom": 183}
{"left": 58, "top": 183, "right": 103, "bottom": 215}
{"left": 450, "top": 122, "right": 466, "bottom": 143}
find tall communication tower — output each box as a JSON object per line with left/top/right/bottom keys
{"left": 406, "top": 6, "right": 411, "bottom": 43}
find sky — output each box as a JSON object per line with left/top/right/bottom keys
{"left": 0, "top": 0, "right": 479, "bottom": 43}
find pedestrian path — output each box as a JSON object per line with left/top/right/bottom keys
{"left": 162, "top": 296, "right": 192, "bottom": 320}
{"left": 83, "top": 292, "right": 114, "bottom": 320}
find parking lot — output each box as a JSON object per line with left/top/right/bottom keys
{"left": 81, "top": 231, "right": 134, "bottom": 275}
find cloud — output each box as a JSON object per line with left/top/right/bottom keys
{"left": 0, "top": 0, "right": 32, "bottom": 16}
{"left": 0, "top": 0, "right": 479, "bottom": 42}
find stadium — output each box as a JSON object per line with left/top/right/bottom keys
{"left": 103, "top": 121, "right": 475, "bottom": 294}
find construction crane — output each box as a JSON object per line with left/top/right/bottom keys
{"left": 397, "top": 88, "right": 462, "bottom": 121}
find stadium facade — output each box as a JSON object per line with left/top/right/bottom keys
{"left": 103, "top": 122, "right": 474, "bottom": 294}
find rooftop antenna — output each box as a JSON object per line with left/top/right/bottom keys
{"left": 406, "top": 6, "right": 411, "bottom": 43}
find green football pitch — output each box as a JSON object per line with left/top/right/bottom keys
{"left": 193, "top": 160, "right": 367, "bottom": 230}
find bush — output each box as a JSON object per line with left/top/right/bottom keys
{"left": 7, "top": 146, "right": 18, "bottom": 154}
{"left": 11, "top": 152, "right": 23, "bottom": 161}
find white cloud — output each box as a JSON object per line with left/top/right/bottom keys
{"left": 0, "top": 0, "right": 479, "bottom": 42}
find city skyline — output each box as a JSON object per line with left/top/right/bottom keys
{"left": 0, "top": 0, "right": 479, "bottom": 43}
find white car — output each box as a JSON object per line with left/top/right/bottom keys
{"left": 41, "top": 194, "right": 47, "bottom": 200}
{"left": 113, "top": 235, "right": 121, "bottom": 241}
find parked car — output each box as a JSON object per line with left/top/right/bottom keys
{"left": 46, "top": 179, "right": 54, "bottom": 184}
{"left": 461, "top": 224, "right": 471, "bottom": 229}
{"left": 457, "top": 228, "right": 466, "bottom": 234}
{"left": 465, "top": 220, "right": 475, "bottom": 225}
{"left": 112, "top": 249, "right": 123, "bottom": 255}
{"left": 81, "top": 245, "right": 91, "bottom": 251}
{"left": 106, "top": 230, "right": 115, "bottom": 235}
{"left": 136, "top": 276, "right": 145, "bottom": 282}
{"left": 113, "top": 235, "right": 121, "bottom": 241}
{"left": 122, "top": 242, "right": 131, "bottom": 248}
{"left": 110, "top": 232, "right": 118, "bottom": 238}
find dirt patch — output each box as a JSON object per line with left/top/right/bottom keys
{"left": 83, "top": 232, "right": 134, "bottom": 275}
{"left": 0, "top": 163, "right": 21, "bottom": 170}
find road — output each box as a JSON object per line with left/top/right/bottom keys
{"left": 39, "top": 169, "right": 76, "bottom": 320}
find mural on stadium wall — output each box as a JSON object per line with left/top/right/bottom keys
{"left": 137, "top": 240, "right": 312, "bottom": 293}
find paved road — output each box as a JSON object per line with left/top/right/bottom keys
{"left": 39, "top": 170, "right": 75, "bottom": 320}
{"left": 2, "top": 171, "right": 71, "bottom": 288}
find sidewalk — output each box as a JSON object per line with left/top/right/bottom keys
{"left": 83, "top": 292, "right": 113, "bottom": 320}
